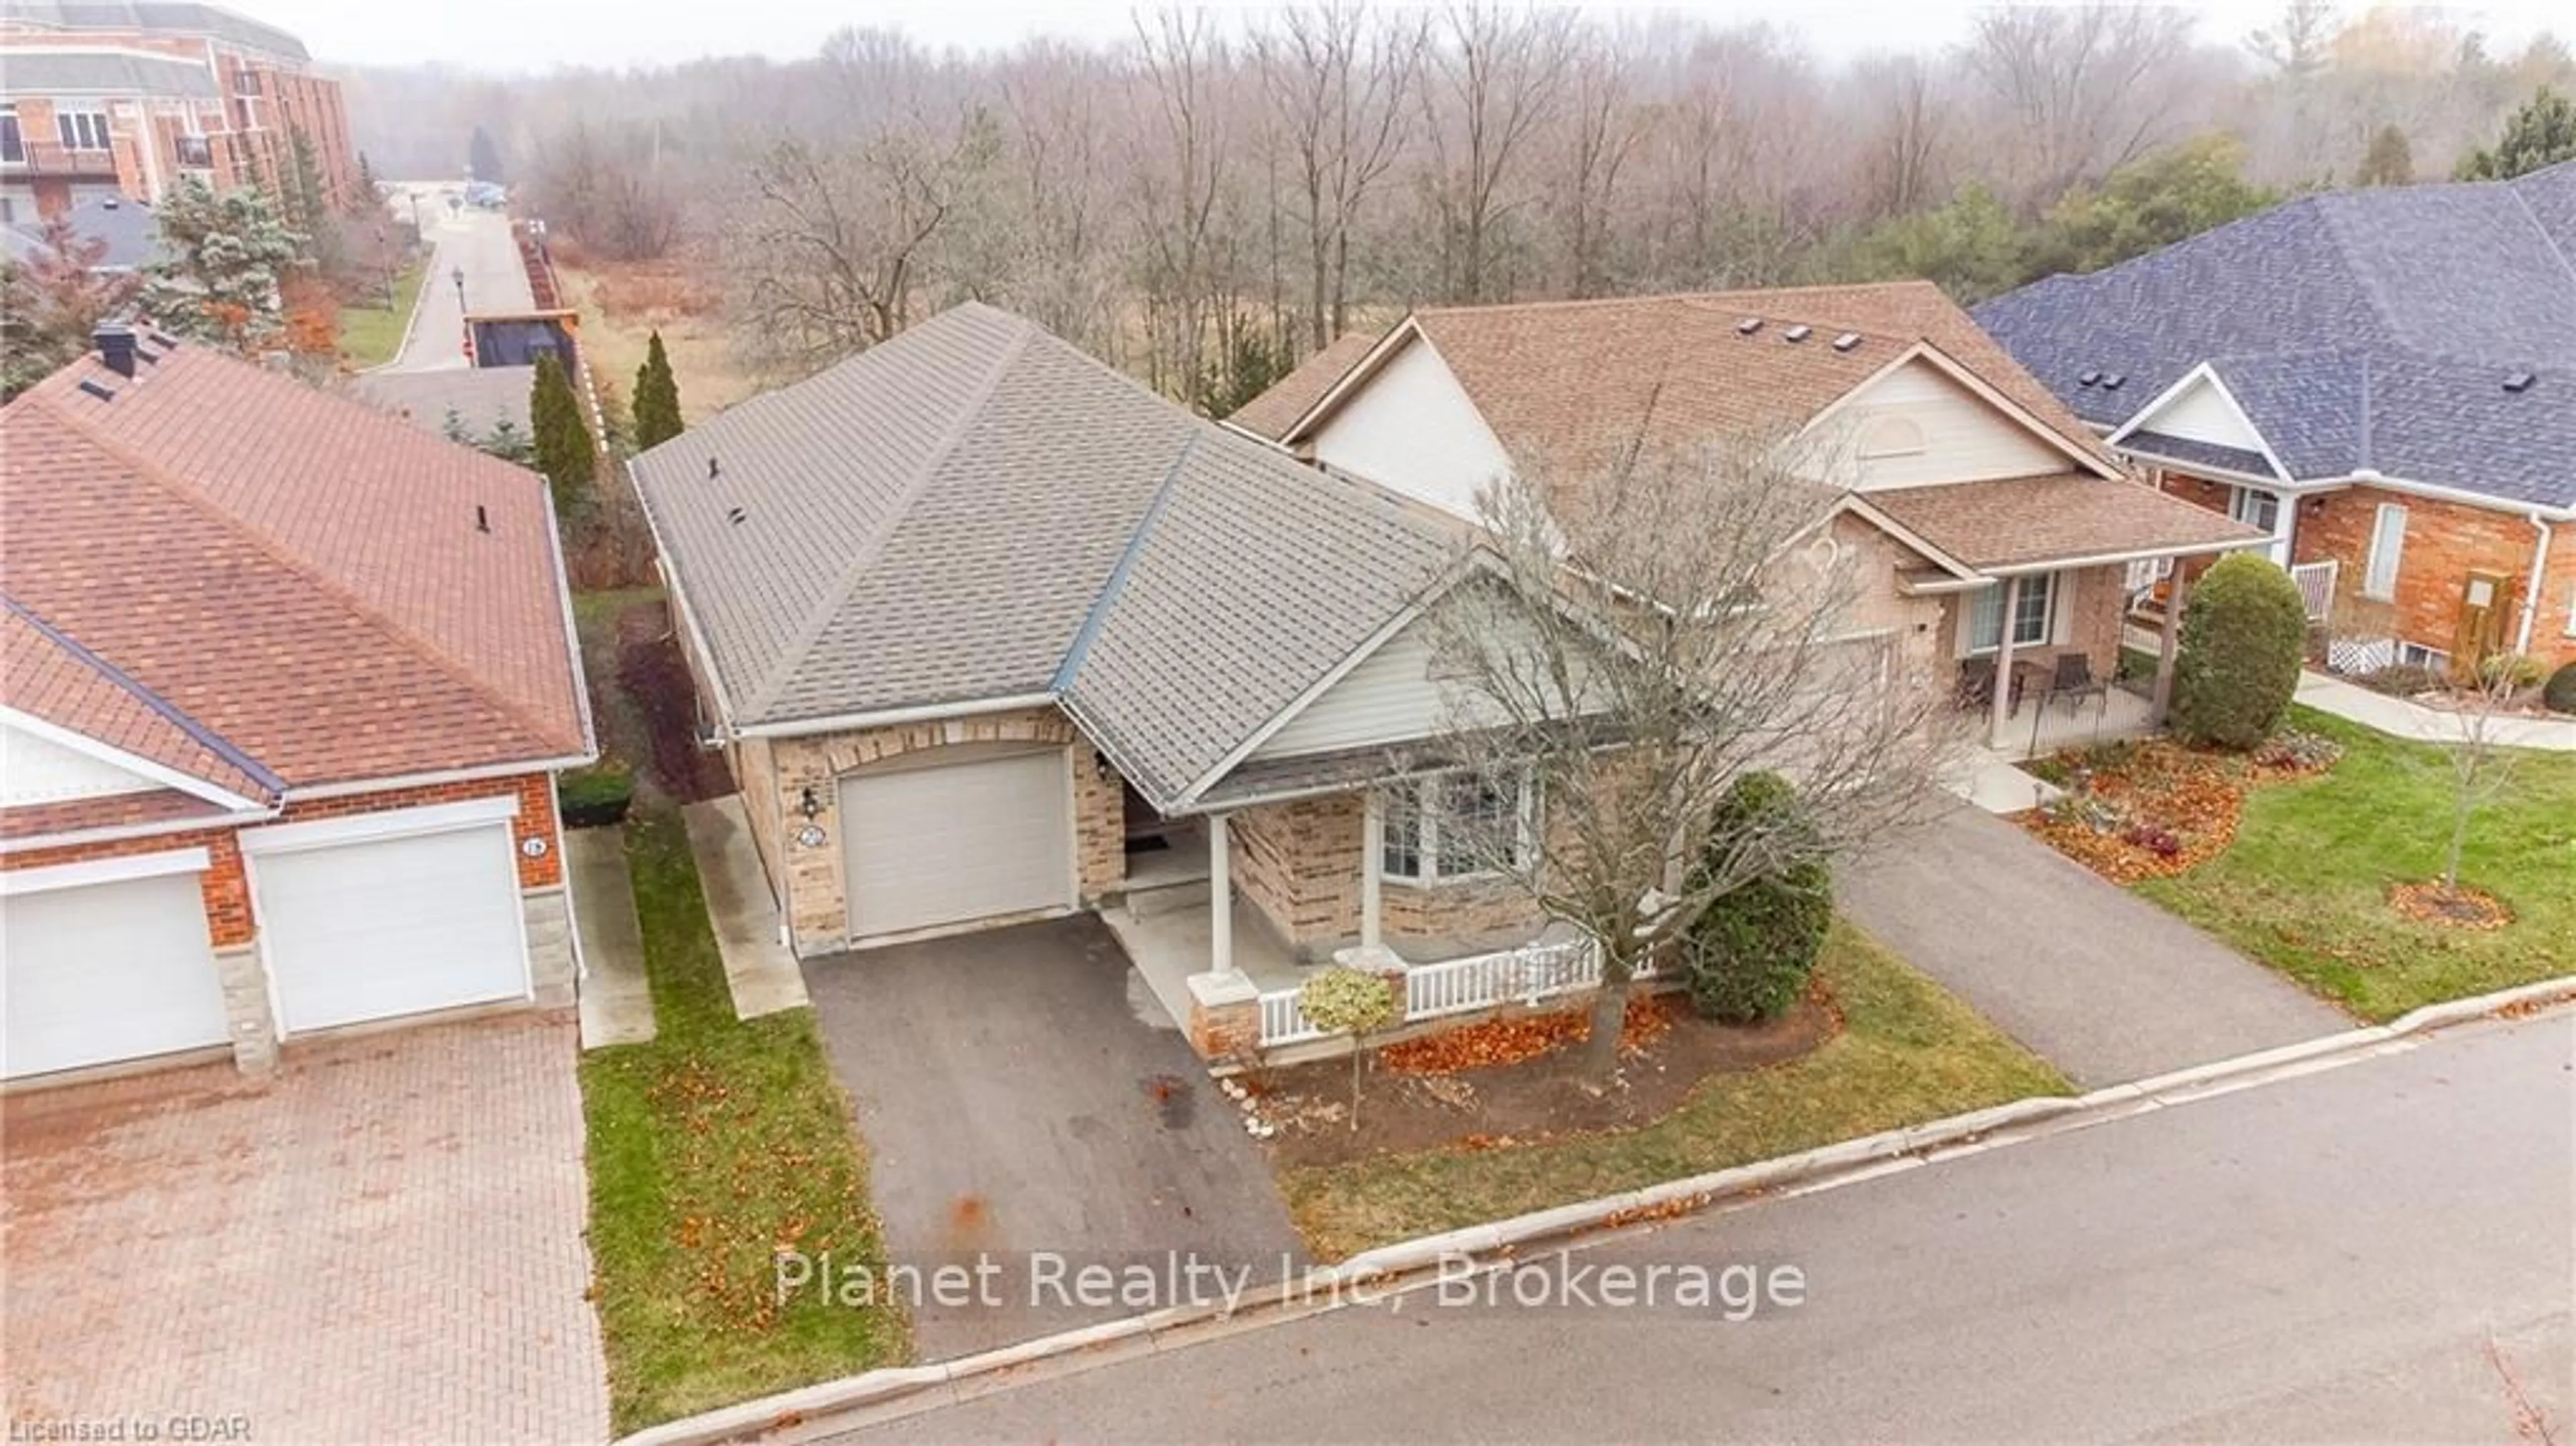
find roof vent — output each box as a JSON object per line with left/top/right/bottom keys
{"left": 1782, "top": 324, "right": 1812, "bottom": 343}
{"left": 146, "top": 329, "right": 178, "bottom": 349}
{"left": 2078, "top": 369, "right": 2103, "bottom": 386}
{"left": 75, "top": 378, "right": 115, "bottom": 402}
{"left": 474, "top": 504, "right": 490, "bottom": 534}
{"left": 1735, "top": 317, "right": 1763, "bottom": 335}
{"left": 1831, "top": 332, "right": 1861, "bottom": 352}
{"left": 724, "top": 505, "right": 747, "bottom": 525}
{"left": 707, "top": 455, "right": 721, "bottom": 480}
{"left": 2503, "top": 372, "right": 2535, "bottom": 393}
{"left": 2102, "top": 374, "right": 2126, "bottom": 390}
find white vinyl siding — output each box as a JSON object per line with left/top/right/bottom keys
{"left": 2142, "top": 375, "right": 2272, "bottom": 456}
{"left": 3, "top": 870, "right": 228, "bottom": 1078}
{"left": 1253, "top": 622, "right": 1447, "bottom": 760}
{"left": 1304, "top": 335, "right": 1513, "bottom": 520}
{"left": 0, "top": 720, "right": 158, "bottom": 805}
{"left": 839, "top": 747, "right": 1072, "bottom": 940}
{"left": 256, "top": 823, "right": 529, "bottom": 1034}
{"left": 1841, "top": 357, "right": 2070, "bottom": 489}
{"left": 2364, "top": 503, "right": 2408, "bottom": 600}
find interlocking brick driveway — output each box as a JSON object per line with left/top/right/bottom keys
{"left": 3, "top": 1015, "right": 608, "bottom": 1443}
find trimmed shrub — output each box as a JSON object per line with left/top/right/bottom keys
{"left": 2171, "top": 553, "right": 2307, "bottom": 750}
{"left": 1678, "top": 772, "right": 1832, "bottom": 1024}
{"left": 2355, "top": 663, "right": 2443, "bottom": 698}
{"left": 559, "top": 760, "right": 635, "bottom": 828}
{"left": 2545, "top": 661, "right": 2576, "bottom": 716}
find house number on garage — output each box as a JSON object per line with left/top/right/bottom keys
{"left": 521, "top": 836, "right": 549, "bottom": 858}
{"left": 796, "top": 825, "right": 826, "bottom": 848}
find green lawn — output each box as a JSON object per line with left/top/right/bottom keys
{"left": 1283, "top": 922, "right": 2071, "bottom": 1262}
{"left": 2136, "top": 706, "right": 2576, "bottom": 1022}
{"left": 336, "top": 260, "right": 427, "bottom": 368}
{"left": 579, "top": 809, "right": 908, "bottom": 1431}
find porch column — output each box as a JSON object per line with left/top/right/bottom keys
{"left": 1209, "top": 810, "right": 1236, "bottom": 979}
{"left": 1987, "top": 574, "right": 2022, "bottom": 748}
{"left": 2151, "top": 568, "right": 2190, "bottom": 726}
{"left": 1359, "top": 789, "right": 1385, "bottom": 953}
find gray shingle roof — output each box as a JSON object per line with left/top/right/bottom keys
{"left": 0, "top": 46, "right": 217, "bottom": 97}
{"left": 633, "top": 303, "right": 1462, "bottom": 808}
{"left": 3, "top": 192, "right": 162, "bottom": 270}
{"left": 352, "top": 365, "right": 534, "bottom": 440}
{"left": 1975, "top": 161, "right": 2576, "bottom": 510}
{"left": 0, "top": 1, "right": 309, "bottom": 61}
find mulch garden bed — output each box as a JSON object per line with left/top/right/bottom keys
{"left": 2017, "top": 732, "right": 2340, "bottom": 885}
{"left": 1242, "top": 988, "right": 1839, "bottom": 1170}
{"left": 2387, "top": 880, "right": 2513, "bottom": 930}
{"left": 613, "top": 599, "right": 735, "bottom": 804}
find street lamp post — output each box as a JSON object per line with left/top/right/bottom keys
{"left": 451, "top": 265, "right": 466, "bottom": 314}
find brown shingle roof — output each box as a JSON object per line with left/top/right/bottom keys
{"left": 1287, "top": 282, "right": 2118, "bottom": 478}
{"left": 1863, "top": 473, "right": 2267, "bottom": 571}
{"left": 1226, "top": 329, "right": 1381, "bottom": 441}
{"left": 1, "top": 342, "right": 589, "bottom": 791}
{"left": 2, "top": 602, "right": 276, "bottom": 802}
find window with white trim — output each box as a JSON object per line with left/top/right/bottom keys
{"left": 2363, "top": 502, "right": 2408, "bottom": 600}
{"left": 2229, "top": 486, "right": 2282, "bottom": 533}
{"left": 1381, "top": 771, "right": 1536, "bottom": 884}
{"left": 1966, "top": 573, "right": 2055, "bottom": 655}
{"left": 2565, "top": 581, "right": 2576, "bottom": 638}
{"left": 54, "top": 109, "right": 110, "bottom": 152}
{"left": 2398, "top": 641, "right": 2449, "bottom": 671}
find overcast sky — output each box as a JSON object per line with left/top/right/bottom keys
{"left": 268, "top": 1, "right": 2565, "bottom": 74}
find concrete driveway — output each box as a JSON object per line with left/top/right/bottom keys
{"left": 804, "top": 916, "right": 1302, "bottom": 1362}
{"left": 1, "top": 1015, "right": 608, "bottom": 1442}
{"left": 1839, "top": 804, "right": 2349, "bottom": 1087}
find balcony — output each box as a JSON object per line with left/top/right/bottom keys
{"left": 0, "top": 141, "right": 119, "bottom": 178}
{"left": 174, "top": 135, "right": 213, "bottom": 168}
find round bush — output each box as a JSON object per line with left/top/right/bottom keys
{"left": 2171, "top": 553, "right": 2308, "bottom": 750}
{"left": 1678, "top": 772, "right": 1832, "bottom": 1024}
{"left": 2545, "top": 661, "right": 2576, "bottom": 716}
{"left": 559, "top": 761, "right": 636, "bottom": 828}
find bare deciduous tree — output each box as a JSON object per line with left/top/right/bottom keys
{"left": 1961, "top": 5, "right": 2202, "bottom": 210}
{"left": 1422, "top": 438, "right": 1962, "bottom": 1074}
{"left": 1419, "top": 1, "right": 1574, "bottom": 302}
{"left": 1252, "top": 3, "right": 1426, "bottom": 347}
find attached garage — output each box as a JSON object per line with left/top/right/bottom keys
{"left": 245, "top": 797, "right": 530, "bottom": 1036}
{"left": 3, "top": 851, "right": 230, "bottom": 1080}
{"left": 840, "top": 745, "right": 1073, "bottom": 942}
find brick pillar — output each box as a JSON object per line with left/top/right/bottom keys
{"left": 1185, "top": 970, "right": 1259, "bottom": 1061}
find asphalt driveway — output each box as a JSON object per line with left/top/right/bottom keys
{"left": 1839, "top": 804, "right": 2348, "bottom": 1087}
{"left": 804, "top": 915, "right": 1301, "bottom": 1362}
{"left": 1, "top": 1015, "right": 608, "bottom": 1442}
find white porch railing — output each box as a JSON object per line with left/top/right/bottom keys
{"left": 2290, "top": 559, "right": 2337, "bottom": 622}
{"left": 1256, "top": 936, "right": 1655, "bottom": 1047}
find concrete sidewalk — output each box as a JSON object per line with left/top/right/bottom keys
{"left": 680, "top": 795, "right": 808, "bottom": 1019}
{"left": 566, "top": 826, "right": 655, "bottom": 1048}
{"left": 1839, "top": 805, "right": 2347, "bottom": 1087}
{"left": 2296, "top": 670, "right": 2575, "bottom": 751}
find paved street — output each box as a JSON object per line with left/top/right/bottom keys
{"left": 1840, "top": 805, "right": 2348, "bottom": 1085}
{"left": 2, "top": 1016, "right": 610, "bottom": 1443}
{"left": 841, "top": 1011, "right": 2574, "bottom": 1443}
{"left": 381, "top": 190, "right": 535, "bottom": 372}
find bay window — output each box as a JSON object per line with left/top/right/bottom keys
{"left": 1381, "top": 770, "right": 1535, "bottom": 883}
{"left": 1966, "top": 573, "right": 2055, "bottom": 655}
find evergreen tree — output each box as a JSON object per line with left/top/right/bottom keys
{"left": 2354, "top": 124, "right": 2415, "bottom": 186}
{"left": 468, "top": 125, "right": 506, "bottom": 185}
{"left": 355, "top": 150, "right": 382, "bottom": 205}
{"left": 142, "top": 179, "right": 303, "bottom": 353}
{"left": 2455, "top": 87, "right": 2576, "bottom": 180}
{"left": 529, "top": 353, "right": 595, "bottom": 516}
{"left": 285, "top": 127, "right": 342, "bottom": 269}
{"left": 2030, "top": 135, "right": 2277, "bottom": 277}
{"left": 632, "top": 330, "right": 686, "bottom": 449}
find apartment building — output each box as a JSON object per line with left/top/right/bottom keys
{"left": 0, "top": 1, "right": 355, "bottom": 225}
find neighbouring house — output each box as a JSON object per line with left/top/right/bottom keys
{"left": 1976, "top": 159, "right": 2576, "bottom": 678}
{"left": 1, "top": 190, "right": 163, "bottom": 270}
{"left": 354, "top": 364, "right": 536, "bottom": 442}
{"left": 0, "top": 325, "right": 594, "bottom": 1084}
{"left": 0, "top": 0, "right": 358, "bottom": 225}
{"left": 635, "top": 302, "right": 1664, "bottom": 1061}
{"left": 1229, "top": 282, "right": 2269, "bottom": 754}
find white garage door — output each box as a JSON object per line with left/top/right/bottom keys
{"left": 841, "top": 747, "right": 1072, "bottom": 940}
{"left": 256, "top": 822, "right": 528, "bottom": 1034}
{"left": 4, "top": 869, "right": 229, "bottom": 1080}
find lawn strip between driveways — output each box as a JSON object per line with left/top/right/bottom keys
{"left": 580, "top": 808, "right": 909, "bottom": 1433}
{"left": 2135, "top": 706, "right": 2575, "bottom": 1023}
{"left": 336, "top": 258, "right": 427, "bottom": 368}
{"left": 1283, "top": 922, "right": 2074, "bottom": 1262}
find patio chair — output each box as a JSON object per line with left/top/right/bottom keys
{"left": 2047, "top": 652, "right": 2109, "bottom": 716}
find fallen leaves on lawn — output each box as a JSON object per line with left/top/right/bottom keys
{"left": 2389, "top": 880, "right": 2513, "bottom": 930}
{"left": 2018, "top": 736, "right": 2334, "bottom": 885}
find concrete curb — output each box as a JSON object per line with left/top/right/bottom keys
{"left": 356, "top": 248, "right": 436, "bottom": 377}
{"left": 612, "top": 977, "right": 2574, "bottom": 1446}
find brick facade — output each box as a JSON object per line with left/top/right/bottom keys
{"left": 746, "top": 706, "right": 1126, "bottom": 956}
{"left": 1228, "top": 789, "right": 1558, "bottom": 961}
{"left": 2160, "top": 470, "right": 2575, "bottom": 671}
{"left": 1932, "top": 562, "right": 2127, "bottom": 681}
{"left": 1, "top": 770, "right": 568, "bottom": 1077}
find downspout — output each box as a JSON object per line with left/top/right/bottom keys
{"left": 2518, "top": 511, "right": 2554, "bottom": 657}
